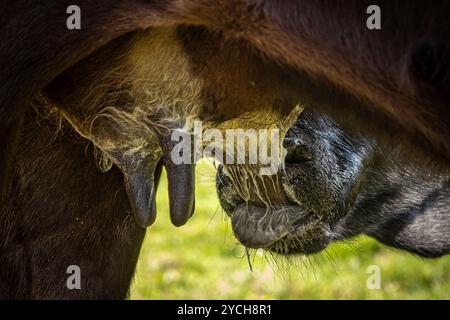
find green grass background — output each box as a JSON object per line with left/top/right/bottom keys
{"left": 130, "top": 160, "right": 450, "bottom": 300}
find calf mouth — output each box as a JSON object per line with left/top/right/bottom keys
{"left": 217, "top": 165, "right": 332, "bottom": 255}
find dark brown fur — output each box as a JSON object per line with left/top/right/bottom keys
{"left": 2, "top": 1, "right": 450, "bottom": 191}
{"left": 181, "top": 0, "right": 450, "bottom": 164}
{"left": 0, "top": 105, "right": 148, "bottom": 299}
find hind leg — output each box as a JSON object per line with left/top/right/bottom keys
{"left": 0, "top": 106, "right": 148, "bottom": 299}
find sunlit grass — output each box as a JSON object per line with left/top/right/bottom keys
{"left": 130, "top": 160, "right": 450, "bottom": 299}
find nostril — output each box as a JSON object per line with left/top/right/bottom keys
{"left": 283, "top": 137, "right": 301, "bottom": 149}
{"left": 284, "top": 145, "right": 313, "bottom": 164}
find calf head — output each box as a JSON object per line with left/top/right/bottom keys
{"left": 217, "top": 111, "right": 450, "bottom": 257}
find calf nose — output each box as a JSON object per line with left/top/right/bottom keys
{"left": 283, "top": 138, "right": 313, "bottom": 164}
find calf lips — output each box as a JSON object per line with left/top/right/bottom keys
{"left": 231, "top": 203, "right": 304, "bottom": 248}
